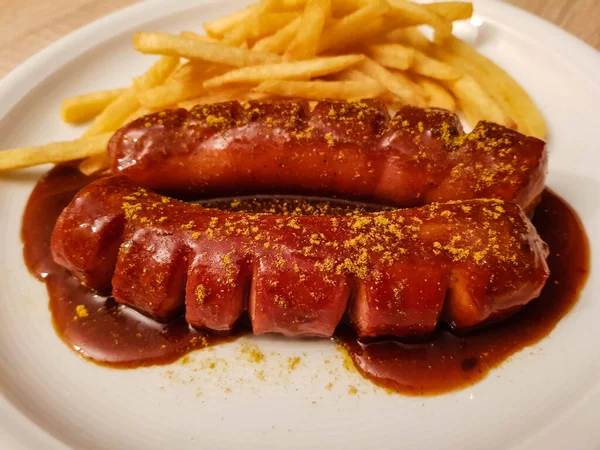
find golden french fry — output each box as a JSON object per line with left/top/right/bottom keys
{"left": 285, "top": 0, "right": 330, "bottom": 60}
{"left": 386, "top": 27, "right": 431, "bottom": 51}
{"left": 78, "top": 154, "right": 109, "bottom": 175}
{"left": 254, "top": 79, "right": 385, "bottom": 99}
{"left": 203, "top": 7, "right": 255, "bottom": 37}
{"left": 169, "top": 61, "right": 199, "bottom": 81}
{"left": 239, "top": 91, "right": 273, "bottom": 101}
{"left": 60, "top": 88, "right": 127, "bottom": 124}
{"left": 412, "top": 52, "right": 461, "bottom": 80}
{"left": 223, "top": 11, "right": 298, "bottom": 47}
{"left": 83, "top": 55, "right": 179, "bottom": 138}
{"left": 177, "top": 87, "right": 251, "bottom": 109}
{"left": 132, "top": 56, "right": 180, "bottom": 92}
{"left": 82, "top": 89, "right": 140, "bottom": 138}
{"left": 422, "top": 2, "right": 473, "bottom": 21}
{"left": 357, "top": 58, "right": 425, "bottom": 106}
{"left": 133, "top": 32, "right": 281, "bottom": 67}
{"left": 180, "top": 31, "right": 218, "bottom": 42}
{"left": 252, "top": 16, "right": 302, "bottom": 53}
{"left": 442, "top": 74, "right": 513, "bottom": 128}
{"left": 255, "top": 13, "right": 299, "bottom": 38}
{"left": 330, "top": 0, "right": 369, "bottom": 16}
{"left": 386, "top": 0, "right": 452, "bottom": 41}
{"left": 255, "top": 0, "right": 281, "bottom": 14}
{"left": 274, "top": 0, "right": 307, "bottom": 10}
{"left": 169, "top": 61, "right": 231, "bottom": 82}
{"left": 221, "top": 19, "right": 254, "bottom": 46}
{"left": 137, "top": 81, "right": 207, "bottom": 109}
{"left": 203, "top": 54, "right": 364, "bottom": 88}
{"left": 413, "top": 75, "right": 456, "bottom": 111}
{"left": 367, "top": 44, "right": 415, "bottom": 71}
{"left": 334, "top": 67, "right": 379, "bottom": 83}
{"left": 436, "top": 37, "right": 546, "bottom": 137}
{"left": 221, "top": 0, "right": 288, "bottom": 46}
{"left": 318, "top": 4, "right": 387, "bottom": 53}
{"left": 0, "top": 134, "right": 112, "bottom": 171}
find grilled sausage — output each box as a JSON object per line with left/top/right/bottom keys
{"left": 108, "top": 100, "right": 547, "bottom": 212}
{"left": 51, "top": 176, "right": 549, "bottom": 338}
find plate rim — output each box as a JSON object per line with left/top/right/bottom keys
{"left": 0, "top": 0, "right": 599, "bottom": 448}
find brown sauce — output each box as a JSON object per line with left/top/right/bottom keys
{"left": 22, "top": 165, "right": 590, "bottom": 394}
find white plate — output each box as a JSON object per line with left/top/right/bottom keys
{"left": 1, "top": 1, "right": 599, "bottom": 449}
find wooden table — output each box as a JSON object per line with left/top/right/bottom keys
{"left": 0, "top": 0, "right": 598, "bottom": 78}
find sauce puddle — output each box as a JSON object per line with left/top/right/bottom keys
{"left": 22, "top": 165, "right": 590, "bottom": 393}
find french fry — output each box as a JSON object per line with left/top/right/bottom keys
{"left": 132, "top": 56, "right": 180, "bottom": 92}
{"left": 330, "top": 0, "right": 368, "bottom": 16}
{"left": 413, "top": 75, "right": 456, "bottom": 111}
{"left": 386, "top": 27, "right": 431, "bottom": 51}
{"left": 84, "top": 54, "right": 181, "bottom": 138}
{"left": 334, "top": 67, "right": 380, "bottom": 84}
{"left": 177, "top": 87, "right": 252, "bottom": 109}
{"left": 222, "top": 11, "right": 298, "bottom": 46}
{"left": 254, "top": 79, "right": 384, "bottom": 99}
{"left": 412, "top": 52, "right": 461, "bottom": 80}
{"left": 252, "top": 16, "right": 302, "bottom": 53}
{"left": 218, "top": 0, "right": 290, "bottom": 46}
{"left": 386, "top": 0, "right": 452, "bottom": 42}
{"left": 81, "top": 89, "right": 140, "bottom": 138}
{"left": 318, "top": 4, "right": 387, "bottom": 53}
{"left": 367, "top": 44, "right": 415, "bottom": 71}
{"left": 60, "top": 88, "right": 127, "bottom": 124}
{"left": 442, "top": 74, "right": 513, "bottom": 128}
{"left": 169, "top": 61, "right": 231, "bottom": 82}
{"left": 221, "top": 17, "right": 255, "bottom": 46}
{"left": 180, "top": 31, "right": 218, "bottom": 42}
{"left": 273, "top": 0, "right": 307, "bottom": 10}
{"left": 203, "top": 54, "right": 364, "bottom": 88}
{"left": 137, "top": 81, "right": 207, "bottom": 109}
{"left": 255, "top": 0, "right": 281, "bottom": 15}
{"left": 203, "top": 7, "right": 255, "bottom": 37}
{"left": 169, "top": 61, "right": 200, "bottom": 81}
{"left": 0, "top": 134, "right": 112, "bottom": 171}
{"left": 422, "top": 2, "right": 473, "bottom": 21}
{"left": 357, "top": 58, "right": 425, "bottom": 106}
{"left": 435, "top": 37, "right": 546, "bottom": 137}
{"left": 133, "top": 32, "right": 281, "bottom": 67}
{"left": 285, "top": 0, "right": 330, "bottom": 60}
{"left": 78, "top": 154, "right": 108, "bottom": 175}
{"left": 255, "top": 12, "right": 298, "bottom": 38}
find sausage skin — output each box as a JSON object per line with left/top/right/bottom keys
{"left": 51, "top": 176, "right": 550, "bottom": 338}
{"left": 108, "top": 100, "right": 547, "bottom": 212}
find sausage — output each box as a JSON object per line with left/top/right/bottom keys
{"left": 108, "top": 100, "right": 547, "bottom": 212}
{"left": 51, "top": 176, "right": 550, "bottom": 338}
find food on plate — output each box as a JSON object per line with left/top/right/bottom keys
{"left": 108, "top": 100, "right": 547, "bottom": 211}
{"left": 133, "top": 32, "right": 281, "bottom": 66}
{"left": 0, "top": 134, "right": 112, "bottom": 171}
{"left": 429, "top": 36, "right": 547, "bottom": 138}
{"left": 254, "top": 79, "right": 385, "bottom": 99}
{"left": 51, "top": 175, "right": 549, "bottom": 337}
{"left": 23, "top": 166, "right": 588, "bottom": 392}
{"left": 201, "top": 54, "right": 366, "bottom": 88}
{"left": 8, "top": 0, "right": 588, "bottom": 395}
{"left": 61, "top": 88, "right": 128, "bottom": 124}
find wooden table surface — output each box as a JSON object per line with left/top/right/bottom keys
{"left": 0, "top": 0, "right": 598, "bottom": 78}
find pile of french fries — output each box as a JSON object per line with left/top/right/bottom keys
{"left": 0, "top": 0, "right": 547, "bottom": 174}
